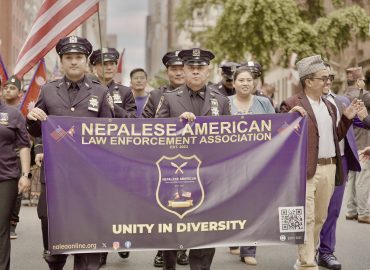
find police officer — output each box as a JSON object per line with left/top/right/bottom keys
{"left": 2, "top": 75, "right": 26, "bottom": 240}
{"left": 142, "top": 50, "right": 189, "bottom": 267}
{"left": 90, "top": 47, "right": 136, "bottom": 118}
{"left": 26, "top": 35, "right": 114, "bottom": 270}
{"left": 143, "top": 50, "right": 185, "bottom": 119}
{"left": 156, "top": 48, "right": 231, "bottom": 270}
{"left": 212, "top": 62, "right": 239, "bottom": 96}
{"left": 90, "top": 47, "right": 135, "bottom": 268}
{"left": 2, "top": 76, "right": 23, "bottom": 106}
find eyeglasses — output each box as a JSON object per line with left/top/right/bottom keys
{"left": 310, "top": 76, "right": 329, "bottom": 83}
{"left": 328, "top": 75, "right": 335, "bottom": 81}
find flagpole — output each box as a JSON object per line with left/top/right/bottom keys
{"left": 97, "top": 3, "right": 105, "bottom": 83}
{"left": 119, "top": 48, "right": 125, "bottom": 84}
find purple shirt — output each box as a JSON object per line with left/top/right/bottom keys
{"left": 135, "top": 95, "right": 149, "bottom": 118}
{"left": 0, "top": 100, "right": 30, "bottom": 181}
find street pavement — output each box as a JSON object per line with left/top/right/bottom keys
{"left": 10, "top": 191, "right": 370, "bottom": 270}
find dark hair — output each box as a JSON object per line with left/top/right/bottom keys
{"left": 130, "top": 68, "right": 147, "bottom": 79}
{"left": 300, "top": 74, "right": 312, "bottom": 88}
{"left": 323, "top": 61, "right": 331, "bottom": 68}
{"left": 233, "top": 67, "right": 256, "bottom": 81}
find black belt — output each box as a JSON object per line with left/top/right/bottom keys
{"left": 317, "top": 157, "right": 337, "bottom": 165}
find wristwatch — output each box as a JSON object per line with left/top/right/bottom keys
{"left": 21, "top": 172, "right": 32, "bottom": 179}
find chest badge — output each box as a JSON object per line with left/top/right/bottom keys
{"left": 0, "top": 112, "right": 9, "bottom": 125}
{"left": 210, "top": 98, "right": 219, "bottom": 116}
{"left": 88, "top": 95, "right": 99, "bottom": 112}
{"left": 112, "top": 90, "right": 122, "bottom": 104}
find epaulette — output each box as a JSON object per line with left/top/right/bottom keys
{"left": 159, "top": 84, "right": 169, "bottom": 92}
{"left": 91, "top": 79, "right": 103, "bottom": 85}
{"left": 210, "top": 88, "right": 225, "bottom": 96}
{"left": 167, "top": 87, "right": 179, "bottom": 93}
{"left": 114, "top": 81, "right": 124, "bottom": 87}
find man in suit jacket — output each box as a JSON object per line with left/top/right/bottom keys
{"left": 156, "top": 48, "right": 230, "bottom": 270}
{"left": 317, "top": 63, "right": 361, "bottom": 270}
{"left": 26, "top": 36, "right": 114, "bottom": 270}
{"left": 280, "top": 55, "right": 358, "bottom": 270}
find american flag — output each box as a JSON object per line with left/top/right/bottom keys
{"left": 182, "top": 191, "right": 192, "bottom": 198}
{"left": 14, "top": 0, "right": 100, "bottom": 78}
{"left": 50, "top": 126, "right": 67, "bottom": 142}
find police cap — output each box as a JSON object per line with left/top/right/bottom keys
{"left": 56, "top": 36, "right": 93, "bottom": 56}
{"left": 178, "top": 48, "right": 215, "bottom": 66}
{"left": 90, "top": 48, "right": 120, "bottom": 65}
{"left": 240, "top": 61, "right": 262, "bottom": 78}
{"left": 220, "top": 62, "right": 240, "bottom": 79}
{"left": 162, "top": 50, "right": 183, "bottom": 67}
{"left": 5, "top": 75, "right": 21, "bottom": 90}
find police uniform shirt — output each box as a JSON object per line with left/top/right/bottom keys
{"left": 0, "top": 100, "right": 30, "bottom": 181}
{"left": 107, "top": 80, "right": 137, "bottom": 118}
{"left": 26, "top": 75, "right": 114, "bottom": 137}
{"left": 155, "top": 84, "right": 231, "bottom": 118}
{"left": 213, "top": 81, "right": 235, "bottom": 96}
{"left": 188, "top": 86, "right": 206, "bottom": 116}
{"left": 65, "top": 76, "right": 84, "bottom": 103}
{"left": 142, "top": 84, "right": 177, "bottom": 118}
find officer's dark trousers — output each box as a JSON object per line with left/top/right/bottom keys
{"left": 10, "top": 193, "right": 22, "bottom": 225}
{"left": 0, "top": 179, "right": 18, "bottom": 270}
{"left": 163, "top": 248, "right": 215, "bottom": 270}
{"left": 10, "top": 160, "right": 22, "bottom": 226}
{"left": 38, "top": 185, "right": 100, "bottom": 270}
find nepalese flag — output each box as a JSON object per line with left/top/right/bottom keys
{"left": 0, "top": 53, "right": 9, "bottom": 85}
{"left": 14, "top": 0, "right": 100, "bottom": 78}
{"left": 19, "top": 59, "right": 47, "bottom": 116}
{"left": 50, "top": 126, "right": 67, "bottom": 142}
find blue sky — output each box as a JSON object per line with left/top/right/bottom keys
{"left": 107, "top": 0, "right": 148, "bottom": 85}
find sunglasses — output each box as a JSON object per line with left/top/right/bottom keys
{"left": 310, "top": 75, "right": 335, "bottom": 83}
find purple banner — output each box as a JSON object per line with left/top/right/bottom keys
{"left": 42, "top": 114, "right": 307, "bottom": 254}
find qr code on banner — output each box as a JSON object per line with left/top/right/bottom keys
{"left": 278, "top": 206, "right": 304, "bottom": 233}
